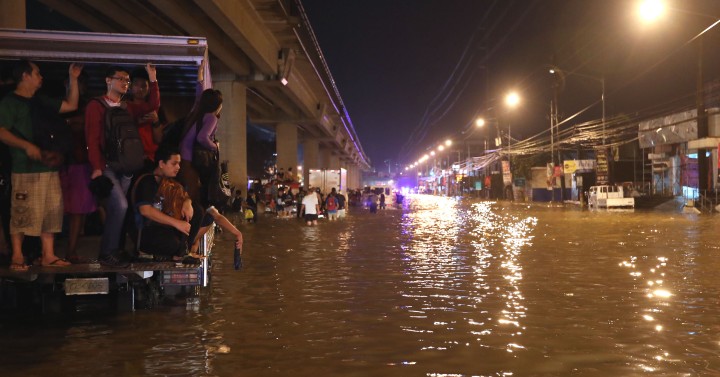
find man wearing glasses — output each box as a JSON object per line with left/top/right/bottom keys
{"left": 85, "top": 64, "right": 159, "bottom": 267}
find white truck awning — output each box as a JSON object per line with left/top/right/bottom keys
{"left": 0, "top": 28, "right": 207, "bottom": 66}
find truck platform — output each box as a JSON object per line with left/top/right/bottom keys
{"left": 0, "top": 230, "right": 214, "bottom": 314}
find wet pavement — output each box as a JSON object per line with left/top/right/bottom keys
{"left": 2, "top": 195, "right": 720, "bottom": 376}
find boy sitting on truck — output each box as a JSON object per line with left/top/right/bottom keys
{"left": 132, "top": 145, "right": 242, "bottom": 262}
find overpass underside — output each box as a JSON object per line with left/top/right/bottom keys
{"left": 0, "top": 0, "right": 370, "bottom": 191}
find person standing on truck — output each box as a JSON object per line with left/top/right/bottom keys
{"left": 85, "top": 63, "right": 157, "bottom": 267}
{"left": 60, "top": 72, "right": 97, "bottom": 264}
{"left": 0, "top": 60, "right": 83, "bottom": 270}
{"left": 128, "top": 67, "right": 164, "bottom": 167}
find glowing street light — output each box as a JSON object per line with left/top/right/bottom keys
{"left": 503, "top": 91, "right": 521, "bottom": 159}
{"left": 475, "top": 118, "right": 485, "bottom": 127}
{"left": 505, "top": 91, "right": 520, "bottom": 108}
{"left": 638, "top": 0, "right": 665, "bottom": 23}
{"left": 445, "top": 139, "right": 452, "bottom": 147}
{"left": 637, "top": 1, "right": 719, "bottom": 198}
{"left": 438, "top": 145, "right": 445, "bottom": 151}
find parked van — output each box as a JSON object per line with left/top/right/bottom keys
{"left": 588, "top": 185, "right": 635, "bottom": 209}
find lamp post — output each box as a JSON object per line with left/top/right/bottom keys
{"left": 504, "top": 92, "right": 520, "bottom": 201}
{"left": 549, "top": 67, "right": 606, "bottom": 197}
{"left": 638, "top": 0, "right": 719, "bottom": 194}
{"left": 444, "top": 139, "right": 452, "bottom": 196}
{"left": 549, "top": 67, "right": 606, "bottom": 146}
{"left": 505, "top": 91, "right": 520, "bottom": 156}
{"left": 473, "top": 117, "right": 492, "bottom": 153}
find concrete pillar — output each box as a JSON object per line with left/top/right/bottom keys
{"left": 355, "top": 166, "right": 363, "bottom": 188}
{"left": 328, "top": 155, "right": 340, "bottom": 170}
{"left": 214, "top": 79, "right": 247, "bottom": 190}
{"left": 302, "top": 138, "right": 319, "bottom": 187}
{"left": 276, "top": 122, "right": 298, "bottom": 181}
{"left": 346, "top": 164, "right": 353, "bottom": 190}
{"left": 319, "top": 146, "right": 331, "bottom": 169}
{"left": 0, "top": 0, "right": 25, "bottom": 29}
{"left": 347, "top": 164, "right": 360, "bottom": 189}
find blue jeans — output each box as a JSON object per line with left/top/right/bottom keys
{"left": 100, "top": 169, "right": 132, "bottom": 257}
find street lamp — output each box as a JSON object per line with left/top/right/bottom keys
{"left": 638, "top": 1, "right": 720, "bottom": 194}
{"left": 505, "top": 92, "right": 520, "bottom": 108}
{"left": 505, "top": 91, "right": 520, "bottom": 156}
{"left": 638, "top": 0, "right": 665, "bottom": 23}
{"left": 549, "top": 67, "right": 605, "bottom": 146}
{"left": 473, "top": 117, "right": 488, "bottom": 155}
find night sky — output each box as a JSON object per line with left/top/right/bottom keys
{"left": 302, "top": 0, "right": 720, "bottom": 171}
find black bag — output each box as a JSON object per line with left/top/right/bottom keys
{"left": 187, "top": 118, "right": 216, "bottom": 171}
{"left": 14, "top": 95, "right": 73, "bottom": 168}
{"left": 207, "top": 159, "right": 231, "bottom": 206}
{"left": 93, "top": 98, "right": 145, "bottom": 174}
{"left": 192, "top": 144, "right": 216, "bottom": 172}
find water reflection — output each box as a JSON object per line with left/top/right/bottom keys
{"left": 398, "top": 195, "right": 538, "bottom": 369}
{"left": 6, "top": 197, "right": 720, "bottom": 375}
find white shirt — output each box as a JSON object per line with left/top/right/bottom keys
{"left": 302, "top": 193, "right": 319, "bottom": 215}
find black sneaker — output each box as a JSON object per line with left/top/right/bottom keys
{"left": 99, "top": 254, "right": 130, "bottom": 268}
{"left": 181, "top": 255, "right": 201, "bottom": 265}
{"left": 152, "top": 254, "right": 175, "bottom": 262}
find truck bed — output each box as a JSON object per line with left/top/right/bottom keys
{"left": 0, "top": 261, "right": 200, "bottom": 280}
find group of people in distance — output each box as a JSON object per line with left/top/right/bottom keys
{"left": 300, "top": 187, "right": 346, "bottom": 226}
{"left": 0, "top": 59, "right": 242, "bottom": 271}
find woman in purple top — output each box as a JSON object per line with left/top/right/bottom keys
{"left": 177, "top": 88, "right": 223, "bottom": 206}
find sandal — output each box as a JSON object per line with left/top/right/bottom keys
{"left": 9, "top": 262, "right": 28, "bottom": 272}
{"left": 152, "top": 254, "right": 175, "bottom": 262}
{"left": 65, "top": 255, "right": 87, "bottom": 264}
{"left": 43, "top": 258, "right": 71, "bottom": 267}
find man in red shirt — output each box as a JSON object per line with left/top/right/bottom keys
{"left": 129, "top": 67, "right": 162, "bottom": 164}
{"left": 84, "top": 63, "right": 159, "bottom": 267}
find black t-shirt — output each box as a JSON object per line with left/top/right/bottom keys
{"left": 231, "top": 196, "right": 243, "bottom": 211}
{"left": 134, "top": 174, "right": 161, "bottom": 208}
{"left": 246, "top": 196, "right": 256, "bottom": 209}
{"left": 133, "top": 174, "right": 162, "bottom": 228}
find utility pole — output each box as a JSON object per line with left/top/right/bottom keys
{"left": 550, "top": 74, "right": 560, "bottom": 202}
{"left": 697, "top": 35, "right": 708, "bottom": 195}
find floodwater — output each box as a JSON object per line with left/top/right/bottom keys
{"left": 3, "top": 194, "right": 720, "bottom": 376}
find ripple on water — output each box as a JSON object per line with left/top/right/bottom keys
{"left": 4, "top": 196, "right": 720, "bottom": 375}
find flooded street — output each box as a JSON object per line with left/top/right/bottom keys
{"left": 3, "top": 194, "right": 720, "bottom": 376}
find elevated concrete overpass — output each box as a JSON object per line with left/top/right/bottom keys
{"left": 0, "top": 0, "right": 370, "bottom": 190}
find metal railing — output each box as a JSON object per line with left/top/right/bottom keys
{"left": 692, "top": 190, "right": 719, "bottom": 213}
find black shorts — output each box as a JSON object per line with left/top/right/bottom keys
{"left": 304, "top": 213, "right": 318, "bottom": 222}
{"left": 139, "top": 225, "right": 186, "bottom": 257}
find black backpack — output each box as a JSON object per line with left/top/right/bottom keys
{"left": 94, "top": 98, "right": 145, "bottom": 174}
